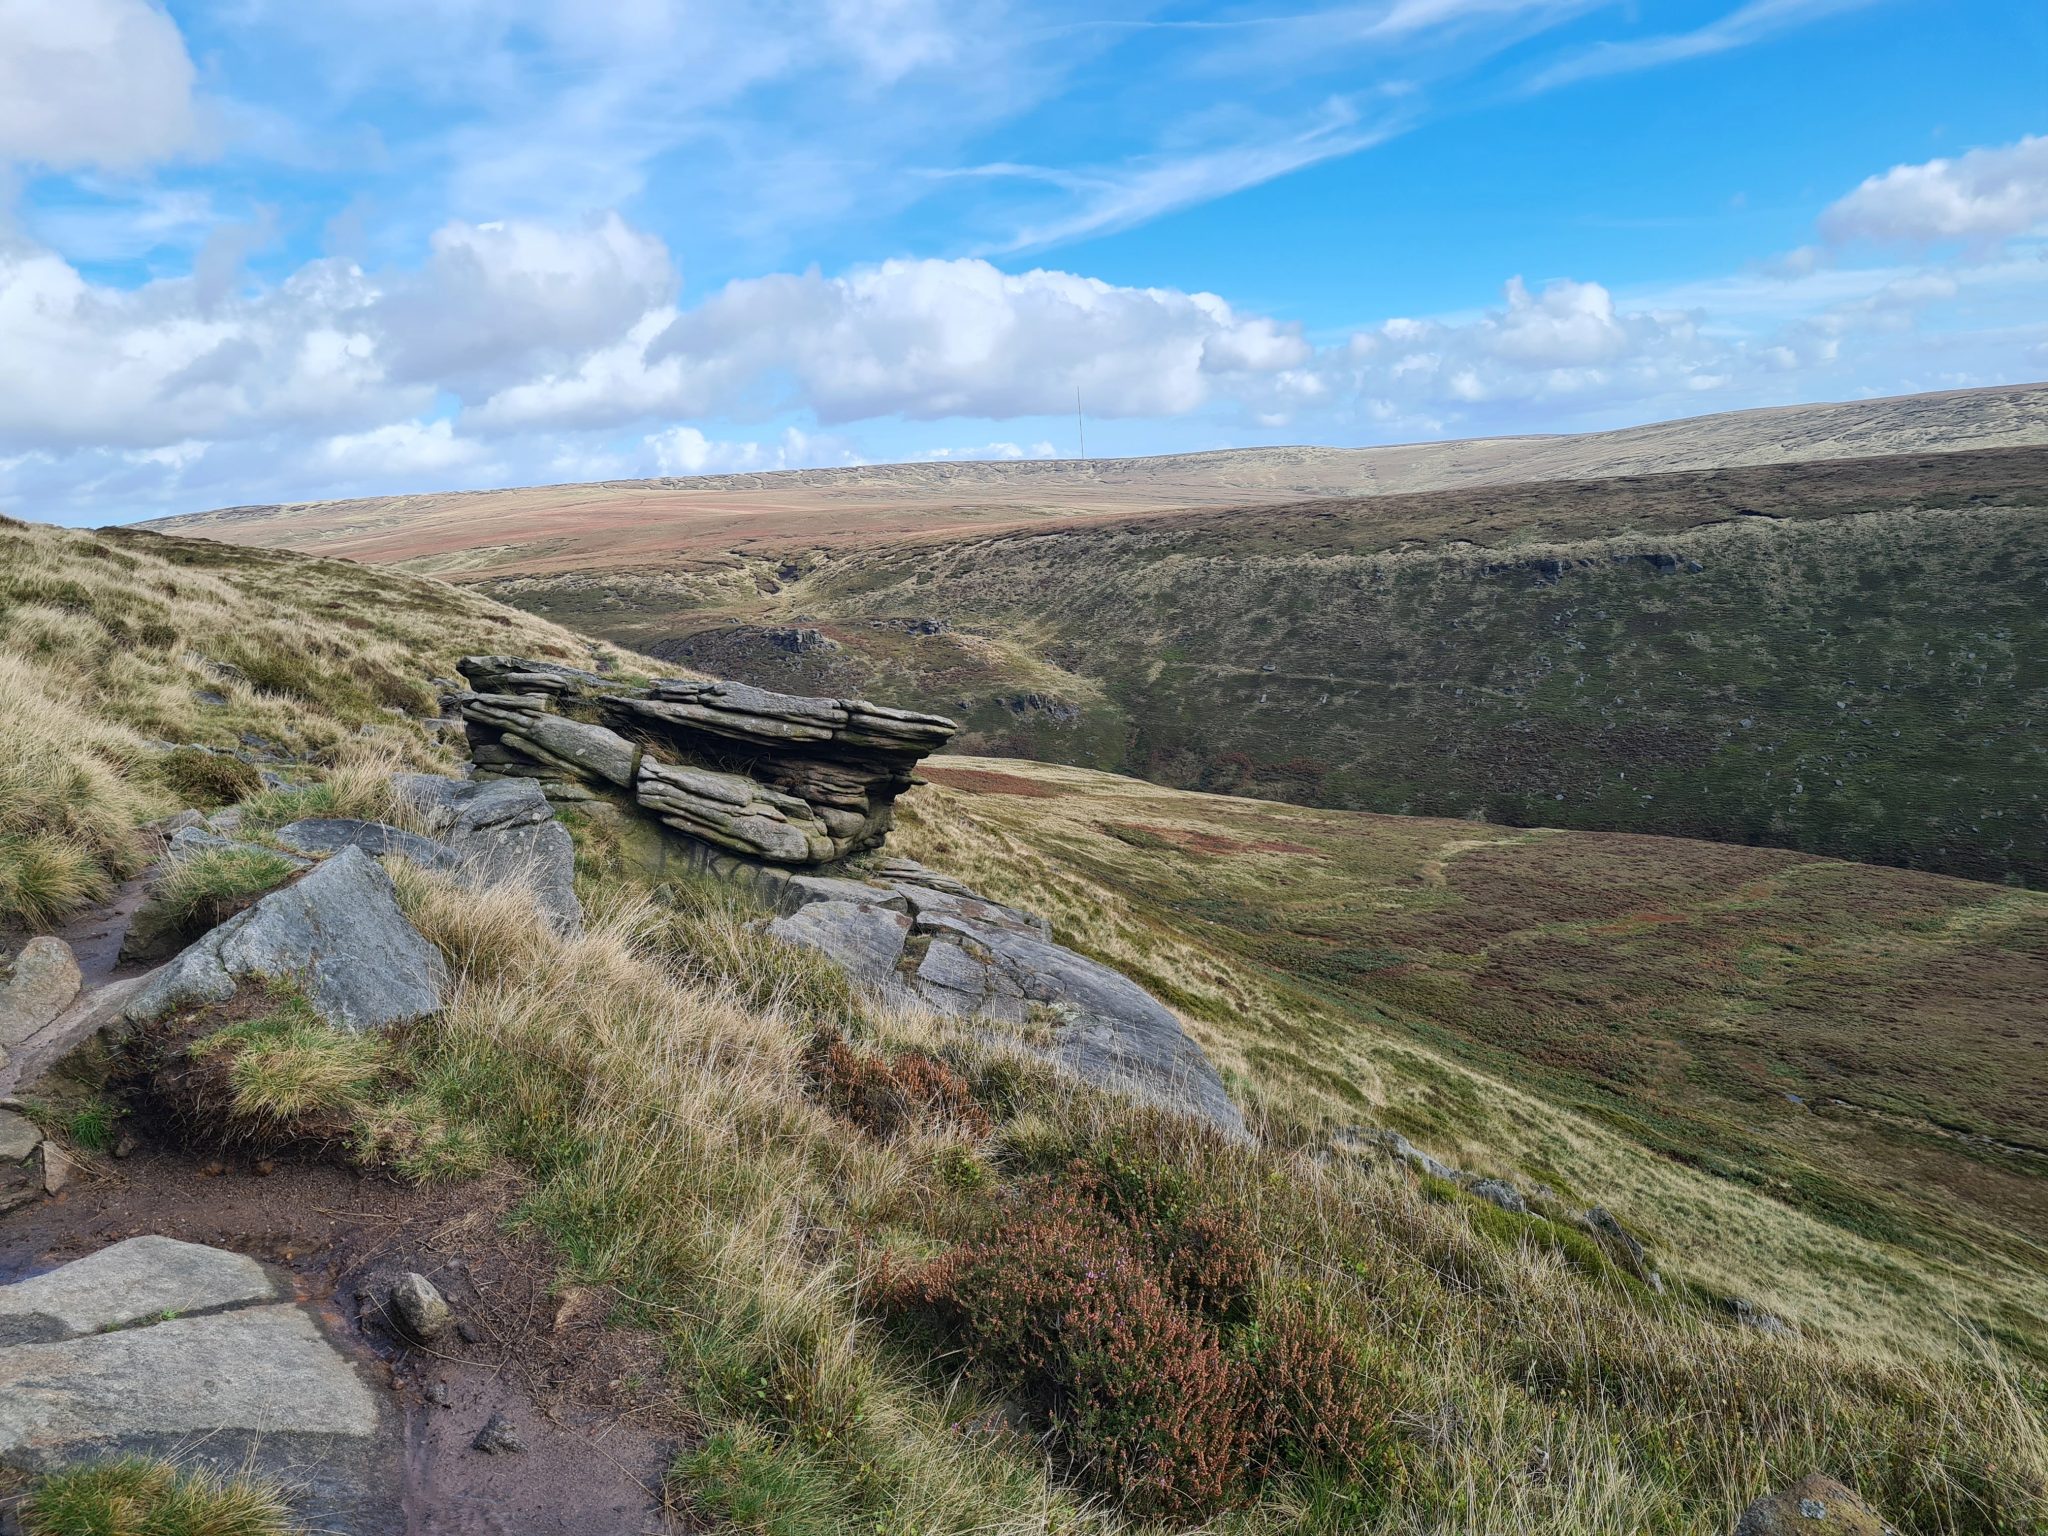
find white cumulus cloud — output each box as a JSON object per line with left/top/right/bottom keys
{"left": 1820, "top": 134, "right": 2048, "bottom": 245}
{"left": 0, "top": 0, "right": 200, "bottom": 170}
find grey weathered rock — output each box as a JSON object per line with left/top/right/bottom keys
{"left": 450, "top": 656, "right": 957, "bottom": 867}
{"left": 471, "top": 1411, "right": 524, "bottom": 1454}
{"left": 0, "top": 1307, "right": 393, "bottom": 1518}
{"left": 0, "top": 1236, "right": 280, "bottom": 1346}
{"left": 37, "top": 1141, "right": 72, "bottom": 1195}
{"left": 778, "top": 874, "right": 911, "bottom": 916}
{"left": 0, "top": 1109, "right": 39, "bottom": 1164}
{"left": 389, "top": 1272, "right": 453, "bottom": 1344}
{"left": 0, "top": 1239, "right": 400, "bottom": 1533}
{"left": 126, "top": 846, "right": 447, "bottom": 1033}
{"left": 150, "top": 809, "right": 208, "bottom": 836}
{"left": 767, "top": 901, "right": 913, "bottom": 990}
{"left": 0, "top": 971, "right": 159, "bottom": 1103}
{"left": 771, "top": 894, "right": 1245, "bottom": 1140}
{"left": 390, "top": 774, "right": 582, "bottom": 936}
{"left": 1469, "top": 1178, "right": 1529, "bottom": 1214}
{"left": 891, "top": 882, "right": 1051, "bottom": 938}
{"left": 275, "top": 818, "right": 459, "bottom": 870}
{"left": 1331, "top": 1126, "right": 1460, "bottom": 1181}
{"left": 1733, "top": 1474, "right": 1890, "bottom": 1536}
{"left": 0, "top": 939, "right": 81, "bottom": 1052}
{"left": 0, "top": 1108, "right": 42, "bottom": 1216}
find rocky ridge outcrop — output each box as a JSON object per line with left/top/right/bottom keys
{"left": 768, "top": 858, "right": 1247, "bottom": 1139}
{"left": 452, "top": 655, "right": 953, "bottom": 865}
{"left": 448, "top": 657, "right": 1246, "bottom": 1138}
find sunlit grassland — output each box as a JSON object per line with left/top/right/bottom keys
{"left": 892, "top": 756, "right": 2048, "bottom": 1364}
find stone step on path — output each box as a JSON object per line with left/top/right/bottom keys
{"left": 0, "top": 1236, "right": 402, "bottom": 1535}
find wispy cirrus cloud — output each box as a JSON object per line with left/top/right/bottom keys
{"left": 1526, "top": 0, "right": 1888, "bottom": 92}
{"left": 982, "top": 99, "right": 1402, "bottom": 253}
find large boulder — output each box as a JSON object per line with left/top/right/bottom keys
{"left": 449, "top": 657, "right": 958, "bottom": 867}
{"left": 0, "top": 1238, "right": 399, "bottom": 1534}
{"left": 769, "top": 875, "right": 1246, "bottom": 1141}
{"left": 126, "top": 846, "right": 447, "bottom": 1033}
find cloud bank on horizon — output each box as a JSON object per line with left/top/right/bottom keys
{"left": 0, "top": 0, "right": 2042, "bottom": 524}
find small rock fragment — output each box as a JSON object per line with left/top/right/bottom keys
{"left": 1733, "top": 1473, "right": 1888, "bottom": 1535}
{"left": 471, "top": 1412, "right": 523, "bottom": 1454}
{"left": 1469, "top": 1177, "right": 1528, "bottom": 1214}
{"left": 390, "top": 1272, "right": 454, "bottom": 1344}
{"left": 39, "top": 1141, "right": 73, "bottom": 1195}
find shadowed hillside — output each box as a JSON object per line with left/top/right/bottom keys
{"left": 500, "top": 446, "right": 2048, "bottom": 887}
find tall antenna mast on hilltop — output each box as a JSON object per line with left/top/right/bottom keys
{"left": 1076, "top": 385, "right": 1087, "bottom": 460}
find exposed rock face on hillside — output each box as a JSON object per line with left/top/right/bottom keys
{"left": 454, "top": 655, "right": 955, "bottom": 865}
{"left": 127, "top": 846, "right": 447, "bottom": 1033}
{"left": 769, "top": 859, "right": 1248, "bottom": 1139}
{"left": 448, "top": 656, "right": 1245, "bottom": 1137}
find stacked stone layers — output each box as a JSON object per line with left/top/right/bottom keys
{"left": 453, "top": 657, "right": 957, "bottom": 866}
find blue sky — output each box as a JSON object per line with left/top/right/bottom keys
{"left": 1, "top": 0, "right": 2044, "bottom": 524}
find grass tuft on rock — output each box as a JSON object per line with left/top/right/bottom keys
{"left": 149, "top": 846, "right": 301, "bottom": 934}
{"left": 19, "top": 1457, "right": 296, "bottom": 1536}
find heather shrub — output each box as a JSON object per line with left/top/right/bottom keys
{"left": 804, "top": 1031, "right": 991, "bottom": 1140}
{"left": 879, "top": 1145, "right": 1391, "bottom": 1519}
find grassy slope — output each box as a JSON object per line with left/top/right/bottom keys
{"left": 5, "top": 518, "right": 2044, "bottom": 1533}
{"left": 495, "top": 446, "right": 2048, "bottom": 888}
{"left": 0, "top": 515, "right": 641, "bottom": 929}
{"left": 894, "top": 757, "right": 2048, "bottom": 1362}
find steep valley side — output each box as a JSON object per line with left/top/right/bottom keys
{"left": 481, "top": 446, "right": 2048, "bottom": 887}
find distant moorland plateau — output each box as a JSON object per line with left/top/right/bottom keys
{"left": 150, "top": 383, "right": 2048, "bottom": 885}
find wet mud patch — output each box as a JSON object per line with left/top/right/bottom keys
{"left": 0, "top": 1148, "right": 692, "bottom": 1533}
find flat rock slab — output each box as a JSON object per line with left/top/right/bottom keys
{"left": 126, "top": 845, "right": 447, "bottom": 1033}
{"left": 0, "top": 1110, "right": 39, "bottom": 1164}
{"left": 770, "top": 896, "right": 1246, "bottom": 1140}
{"left": 0, "top": 938, "right": 81, "bottom": 1051}
{"left": 0, "top": 1236, "right": 281, "bottom": 1346}
{"left": 768, "top": 902, "right": 913, "bottom": 990}
{"left": 0, "top": 1240, "right": 401, "bottom": 1535}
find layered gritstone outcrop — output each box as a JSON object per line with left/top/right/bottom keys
{"left": 454, "top": 656, "right": 955, "bottom": 865}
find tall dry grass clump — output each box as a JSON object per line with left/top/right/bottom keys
{"left": 364, "top": 849, "right": 2048, "bottom": 1536}
{"left": 0, "top": 650, "right": 154, "bottom": 926}
{"left": 0, "top": 514, "right": 642, "bottom": 929}
{"left": 385, "top": 865, "right": 1095, "bottom": 1534}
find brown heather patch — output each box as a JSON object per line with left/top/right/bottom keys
{"left": 920, "top": 764, "right": 1063, "bottom": 798}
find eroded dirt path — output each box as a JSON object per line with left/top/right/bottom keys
{"left": 0, "top": 1152, "right": 689, "bottom": 1533}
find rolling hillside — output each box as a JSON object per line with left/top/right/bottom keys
{"left": 2, "top": 514, "right": 2043, "bottom": 1531}
{"left": 146, "top": 382, "right": 2048, "bottom": 580}
{"left": 897, "top": 756, "right": 2048, "bottom": 1359}
{"left": 142, "top": 388, "right": 2048, "bottom": 887}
